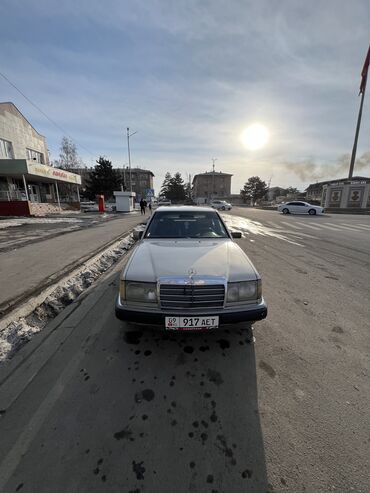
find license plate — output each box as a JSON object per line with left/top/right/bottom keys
{"left": 165, "top": 316, "right": 219, "bottom": 331}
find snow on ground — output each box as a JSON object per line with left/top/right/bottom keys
{"left": 0, "top": 235, "right": 135, "bottom": 363}
{"left": 0, "top": 217, "right": 84, "bottom": 229}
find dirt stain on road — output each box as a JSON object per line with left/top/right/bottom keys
{"left": 332, "top": 326, "right": 344, "bottom": 334}
{"left": 207, "top": 369, "right": 224, "bottom": 386}
{"left": 135, "top": 389, "right": 155, "bottom": 403}
{"left": 132, "top": 460, "right": 145, "bottom": 480}
{"left": 259, "top": 360, "right": 276, "bottom": 379}
{"left": 114, "top": 427, "right": 133, "bottom": 441}
{"left": 124, "top": 331, "right": 143, "bottom": 345}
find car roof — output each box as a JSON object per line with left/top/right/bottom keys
{"left": 155, "top": 205, "right": 215, "bottom": 212}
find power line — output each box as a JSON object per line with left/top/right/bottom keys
{"left": 0, "top": 70, "right": 95, "bottom": 158}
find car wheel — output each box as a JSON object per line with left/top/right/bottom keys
{"left": 222, "top": 206, "right": 226, "bottom": 210}
{"left": 282, "top": 208, "right": 289, "bottom": 214}
{"left": 308, "top": 209, "right": 316, "bottom": 215}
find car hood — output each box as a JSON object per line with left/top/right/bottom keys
{"left": 124, "top": 239, "right": 258, "bottom": 283}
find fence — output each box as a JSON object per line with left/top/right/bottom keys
{"left": 0, "top": 190, "right": 25, "bottom": 201}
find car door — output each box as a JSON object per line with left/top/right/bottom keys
{"left": 285, "top": 202, "right": 297, "bottom": 213}
{"left": 294, "top": 202, "right": 308, "bottom": 214}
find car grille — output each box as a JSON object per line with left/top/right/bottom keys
{"left": 160, "top": 284, "right": 225, "bottom": 309}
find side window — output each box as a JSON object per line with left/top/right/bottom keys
{"left": 295, "top": 202, "right": 304, "bottom": 206}
{"left": 0, "top": 138, "right": 14, "bottom": 158}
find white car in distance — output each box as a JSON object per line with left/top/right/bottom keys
{"left": 210, "top": 200, "right": 232, "bottom": 211}
{"left": 277, "top": 201, "right": 324, "bottom": 215}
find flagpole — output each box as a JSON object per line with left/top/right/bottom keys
{"left": 348, "top": 44, "right": 370, "bottom": 180}
{"left": 348, "top": 72, "right": 367, "bottom": 179}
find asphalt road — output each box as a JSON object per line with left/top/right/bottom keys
{"left": 0, "top": 212, "right": 144, "bottom": 314}
{"left": 0, "top": 208, "right": 369, "bottom": 492}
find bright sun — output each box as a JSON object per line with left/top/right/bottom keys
{"left": 241, "top": 123, "right": 270, "bottom": 150}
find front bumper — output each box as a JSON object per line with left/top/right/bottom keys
{"left": 115, "top": 296, "right": 268, "bottom": 327}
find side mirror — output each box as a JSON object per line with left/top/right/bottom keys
{"left": 231, "top": 231, "right": 242, "bottom": 239}
{"left": 133, "top": 229, "right": 143, "bottom": 240}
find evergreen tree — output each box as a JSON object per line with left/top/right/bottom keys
{"left": 240, "top": 176, "right": 268, "bottom": 205}
{"left": 159, "top": 172, "right": 187, "bottom": 202}
{"left": 167, "top": 172, "right": 186, "bottom": 202}
{"left": 159, "top": 172, "right": 172, "bottom": 199}
{"left": 85, "top": 157, "right": 121, "bottom": 200}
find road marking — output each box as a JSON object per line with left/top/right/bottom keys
{"left": 330, "top": 224, "right": 366, "bottom": 231}
{"left": 341, "top": 223, "right": 370, "bottom": 230}
{"left": 313, "top": 223, "right": 341, "bottom": 231}
{"left": 289, "top": 231, "right": 317, "bottom": 239}
{"left": 279, "top": 221, "right": 303, "bottom": 230}
{"left": 294, "top": 222, "right": 322, "bottom": 230}
{"left": 264, "top": 221, "right": 286, "bottom": 230}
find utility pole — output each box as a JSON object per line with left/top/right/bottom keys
{"left": 211, "top": 157, "right": 217, "bottom": 200}
{"left": 126, "top": 128, "right": 138, "bottom": 193}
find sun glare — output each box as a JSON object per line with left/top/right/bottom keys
{"left": 241, "top": 123, "right": 269, "bottom": 150}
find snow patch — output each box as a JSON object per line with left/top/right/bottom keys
{"left": 0, "top": 235, "right": 134, "bottom": 363}
{"left": 0, "top": 217, "right": 84, "bottom": 229}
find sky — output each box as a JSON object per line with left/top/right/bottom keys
{"left": 1, "top": 0, "right": 370, "bottom": 193}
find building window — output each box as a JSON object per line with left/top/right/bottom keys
{"left": 0, "top": 138, "right": 14, "bottom": 158}
{"left": 26, "top": 148, "right": 44, "bottom": 164}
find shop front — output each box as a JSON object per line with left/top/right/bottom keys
{"left": 0, "top": 159, "right": 82, "bottom": 216}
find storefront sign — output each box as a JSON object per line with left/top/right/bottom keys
{"left": 27, "top": 162, "right": 82, "bottom": 185}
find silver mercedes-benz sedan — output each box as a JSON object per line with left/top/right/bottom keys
{"left": 115, "top": 206, "right": 267, "bottom": 335}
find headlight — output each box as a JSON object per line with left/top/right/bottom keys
{"left": 123, "top": 281, "right": 157, "bottom": 303}
{"left": 227, "top": 280, "right": 261, "bottom": 303}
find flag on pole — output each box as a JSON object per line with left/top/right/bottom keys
{"left": 359, "top": 45, "right": 370, "bottom": 95}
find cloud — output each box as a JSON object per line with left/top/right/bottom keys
{"left": 280, "top": 152, "right": 370, "bottom": 183}
{"left": 1, "top": 0, "right": 370, "bottom": 194}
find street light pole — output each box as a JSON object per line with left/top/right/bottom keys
{"left": 126, "top": 128, "right": 138, "bottom": 193}
{"left": 211, "top": 157, "right": 217, "bottom": 200}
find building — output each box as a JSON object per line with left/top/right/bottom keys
{"left": 0, "top": 102, "right": 81, "bottom": 216}
{"left": 192, "top": 171, "right": 232, "bottom": 203}
{"left": 306, "top": 176, "right": 369, "bottom": 202}
{"left": 321, "top": 177, "right": 370, "bottom": 210}
{"left": 70, "top": 166, "right": 154, "bottom": 201}
{"left": 120, "top": 167, "right": 154, "bottom": 201}
{"left": 266, "top": 186, "right": 286, "bottom": 202}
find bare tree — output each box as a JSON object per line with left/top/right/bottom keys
{"left": 54, "top": 137, "right": 81, "bottom": 170}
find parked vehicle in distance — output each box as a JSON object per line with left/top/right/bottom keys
{"left": 80, "top": 201, "right": 98, "bottom": 212}
{"left": 210, "top": 200, "right": 232, "bottom": 210}
{"left": 277, "top": 201, "right": 324, "bottom": 215}
{"left": 115, "top": 206, "right": 267, "bottom": 334}
{"left": 157, "top": 200, "right": 172, "bottom": 206}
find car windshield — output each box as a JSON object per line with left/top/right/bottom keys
{"left": 145, "top": 211, "right": 229, "bottom": 238}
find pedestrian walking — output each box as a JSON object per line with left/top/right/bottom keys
{"left": 143, "top": 200, "right": 147, "bottom": 214}
{"left": 140, "top": 198, "right": 145, "bottom": 215}
{"left": 149, "top": 202, "right": 152, "bottom": 214}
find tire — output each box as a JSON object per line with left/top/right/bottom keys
{"left": 282, "top": 208, "right": 289, "bottom": 214}
{"left": 222, "top": 206, "right": 226, "bottom": 210}
{"left": 308, "top": 209, "right": 316, "bottom": 215}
